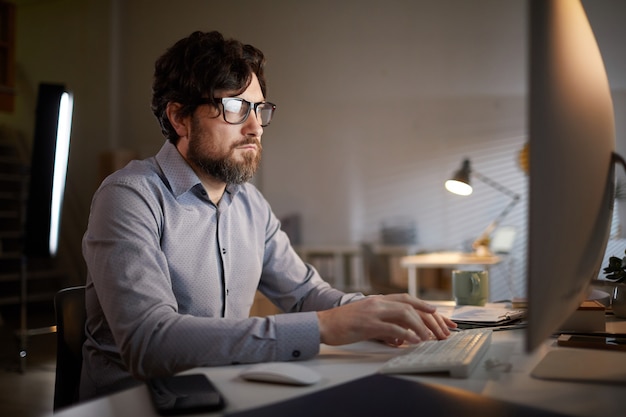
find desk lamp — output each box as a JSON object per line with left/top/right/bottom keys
{"left": 445, "top": 158, "right": 520, "bottom": 256}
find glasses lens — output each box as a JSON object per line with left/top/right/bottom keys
{"left": 222, "top": 98, "right": 250, "bottom": 124}
{"left": 219, "top": 98, "right": 275, "bottom": 126}
{"left": 257, "top": 103, "right": 276, "bottom": 127}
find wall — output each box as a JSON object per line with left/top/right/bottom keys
{"left": 1, "top": 0, "right": 625, "bottom": 300}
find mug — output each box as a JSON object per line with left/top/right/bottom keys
{"left": 452, "top": 270, "right": 489, "bottom": 306}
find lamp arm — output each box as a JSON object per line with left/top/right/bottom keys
{"left": 472, "top": 195, "right": 520, "bottom": 249}
{"left": 470, "top": 170, "right": 521, "bottom": 251}
{"left": 472, "top": 170, "right": 520, "bottom": 200}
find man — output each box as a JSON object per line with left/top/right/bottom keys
{"left": 80, "top": 30, "right": 455, "bottom": 400}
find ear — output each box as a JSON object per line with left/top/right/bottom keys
{"left": 166, "top": 102, "right": 191, "bottom": 138}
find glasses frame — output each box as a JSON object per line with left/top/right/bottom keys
{"left": 196, "top": 97, "right": 276, "bottom": 127}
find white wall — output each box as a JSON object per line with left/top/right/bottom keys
{"left": 2, "top": 0, "right": 625, "bottom": 299}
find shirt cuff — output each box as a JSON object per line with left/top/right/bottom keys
{"left": 274, "top": 311, "right": 321, "bottom": 361}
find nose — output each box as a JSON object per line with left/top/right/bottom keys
{"left": 242, "top": 110, "right": 264, "bottom": 139}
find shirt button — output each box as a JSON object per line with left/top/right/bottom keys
{"left": 222, "top": 248, "right": 227, "bottom": 254}
{"left": 292, "top": 350, "right": 301, "bottom": 358}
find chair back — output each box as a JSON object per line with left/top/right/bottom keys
{"left": 53, "top": 285, "right": 86, "bottom": 411}
{"left": 490, "top": 226, "right": 517, "bottom": 254}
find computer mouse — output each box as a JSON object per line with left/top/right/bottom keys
{"left": 239, "top": 362, "right": 321, "bottom": 386}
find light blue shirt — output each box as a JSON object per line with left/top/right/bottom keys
{"left": 80, "top": 140, "right": 363, "bottom": 400}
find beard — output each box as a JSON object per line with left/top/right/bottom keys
{"left": 187, "top": 118, "right": 262, "bottom": 185}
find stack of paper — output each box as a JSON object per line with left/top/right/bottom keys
{"left": 450, "top": 305, "right": 525, "bottom": 324}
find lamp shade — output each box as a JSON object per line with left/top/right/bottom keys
{"left": 445, "top": 159, "right": 473, "bottom": 196}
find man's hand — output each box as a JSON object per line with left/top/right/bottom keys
{"left": 316, "top": 293, "right": 457, "bottom": 346}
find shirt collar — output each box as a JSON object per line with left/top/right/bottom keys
{"left": 155, "top": 140, "right": 241, "bottom": 199}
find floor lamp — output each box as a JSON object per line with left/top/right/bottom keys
{"left": 19, "top": 83, "right": 73, "bottom": 371}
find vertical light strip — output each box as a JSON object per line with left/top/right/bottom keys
{"left": 49, "top": 91, "right": 73, "bottom": 256}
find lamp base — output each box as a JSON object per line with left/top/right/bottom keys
{"left": 474, "top": 244, "right": 493, "bottom": 257}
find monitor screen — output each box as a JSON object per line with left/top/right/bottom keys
{"left": 526, "top": 0, "right": 616, "bottom": 351}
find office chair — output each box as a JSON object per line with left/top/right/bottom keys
{"left": 53, "top": 285, "right": 86, "bottom": 411}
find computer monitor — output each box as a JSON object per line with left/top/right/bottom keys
{"left": 526, "top": 0, "right": 616, "bottom": 351}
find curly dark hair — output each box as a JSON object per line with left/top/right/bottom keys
{"left": 151, "top": 31, "right": 267, "bottom": 143}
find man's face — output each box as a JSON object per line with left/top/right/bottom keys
{"left": 185, "top": 74, "right": 265, "bottom": 184}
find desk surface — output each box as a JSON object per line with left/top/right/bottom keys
{"left": 50, "top": 327, "right": 626, "bottom": 417}
{"left": 401, "top": 251, "right": 501, "bottom": 267}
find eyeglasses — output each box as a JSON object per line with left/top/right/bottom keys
{"left": 197, "top": 97, "right": 277, "bottom": 127}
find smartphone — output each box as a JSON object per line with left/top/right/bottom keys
{"left": 557, "top": 334, "right": 626, "bottom": 351}
{"left": 147, "top": 373, "right": 226, "bottom": 415}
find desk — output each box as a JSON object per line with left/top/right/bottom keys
{"left": 401, "top": 252, "right": 501, "bottom": 297}
{"left": 50, "top": 328, "right": 625, "bottom": 417}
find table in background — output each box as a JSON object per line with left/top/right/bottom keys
{"left": 295, "top": 244, "right": 420, "bottom": 292}
{"left": 400, "top": 251, "right": 501, "bottom": 298}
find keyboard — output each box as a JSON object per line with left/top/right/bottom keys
{"left": 379, "top": 328, "right": 492, "bottom": 378}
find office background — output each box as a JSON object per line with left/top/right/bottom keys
{"left": 1, "top": 0, "right": 625, "bottom": 302}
